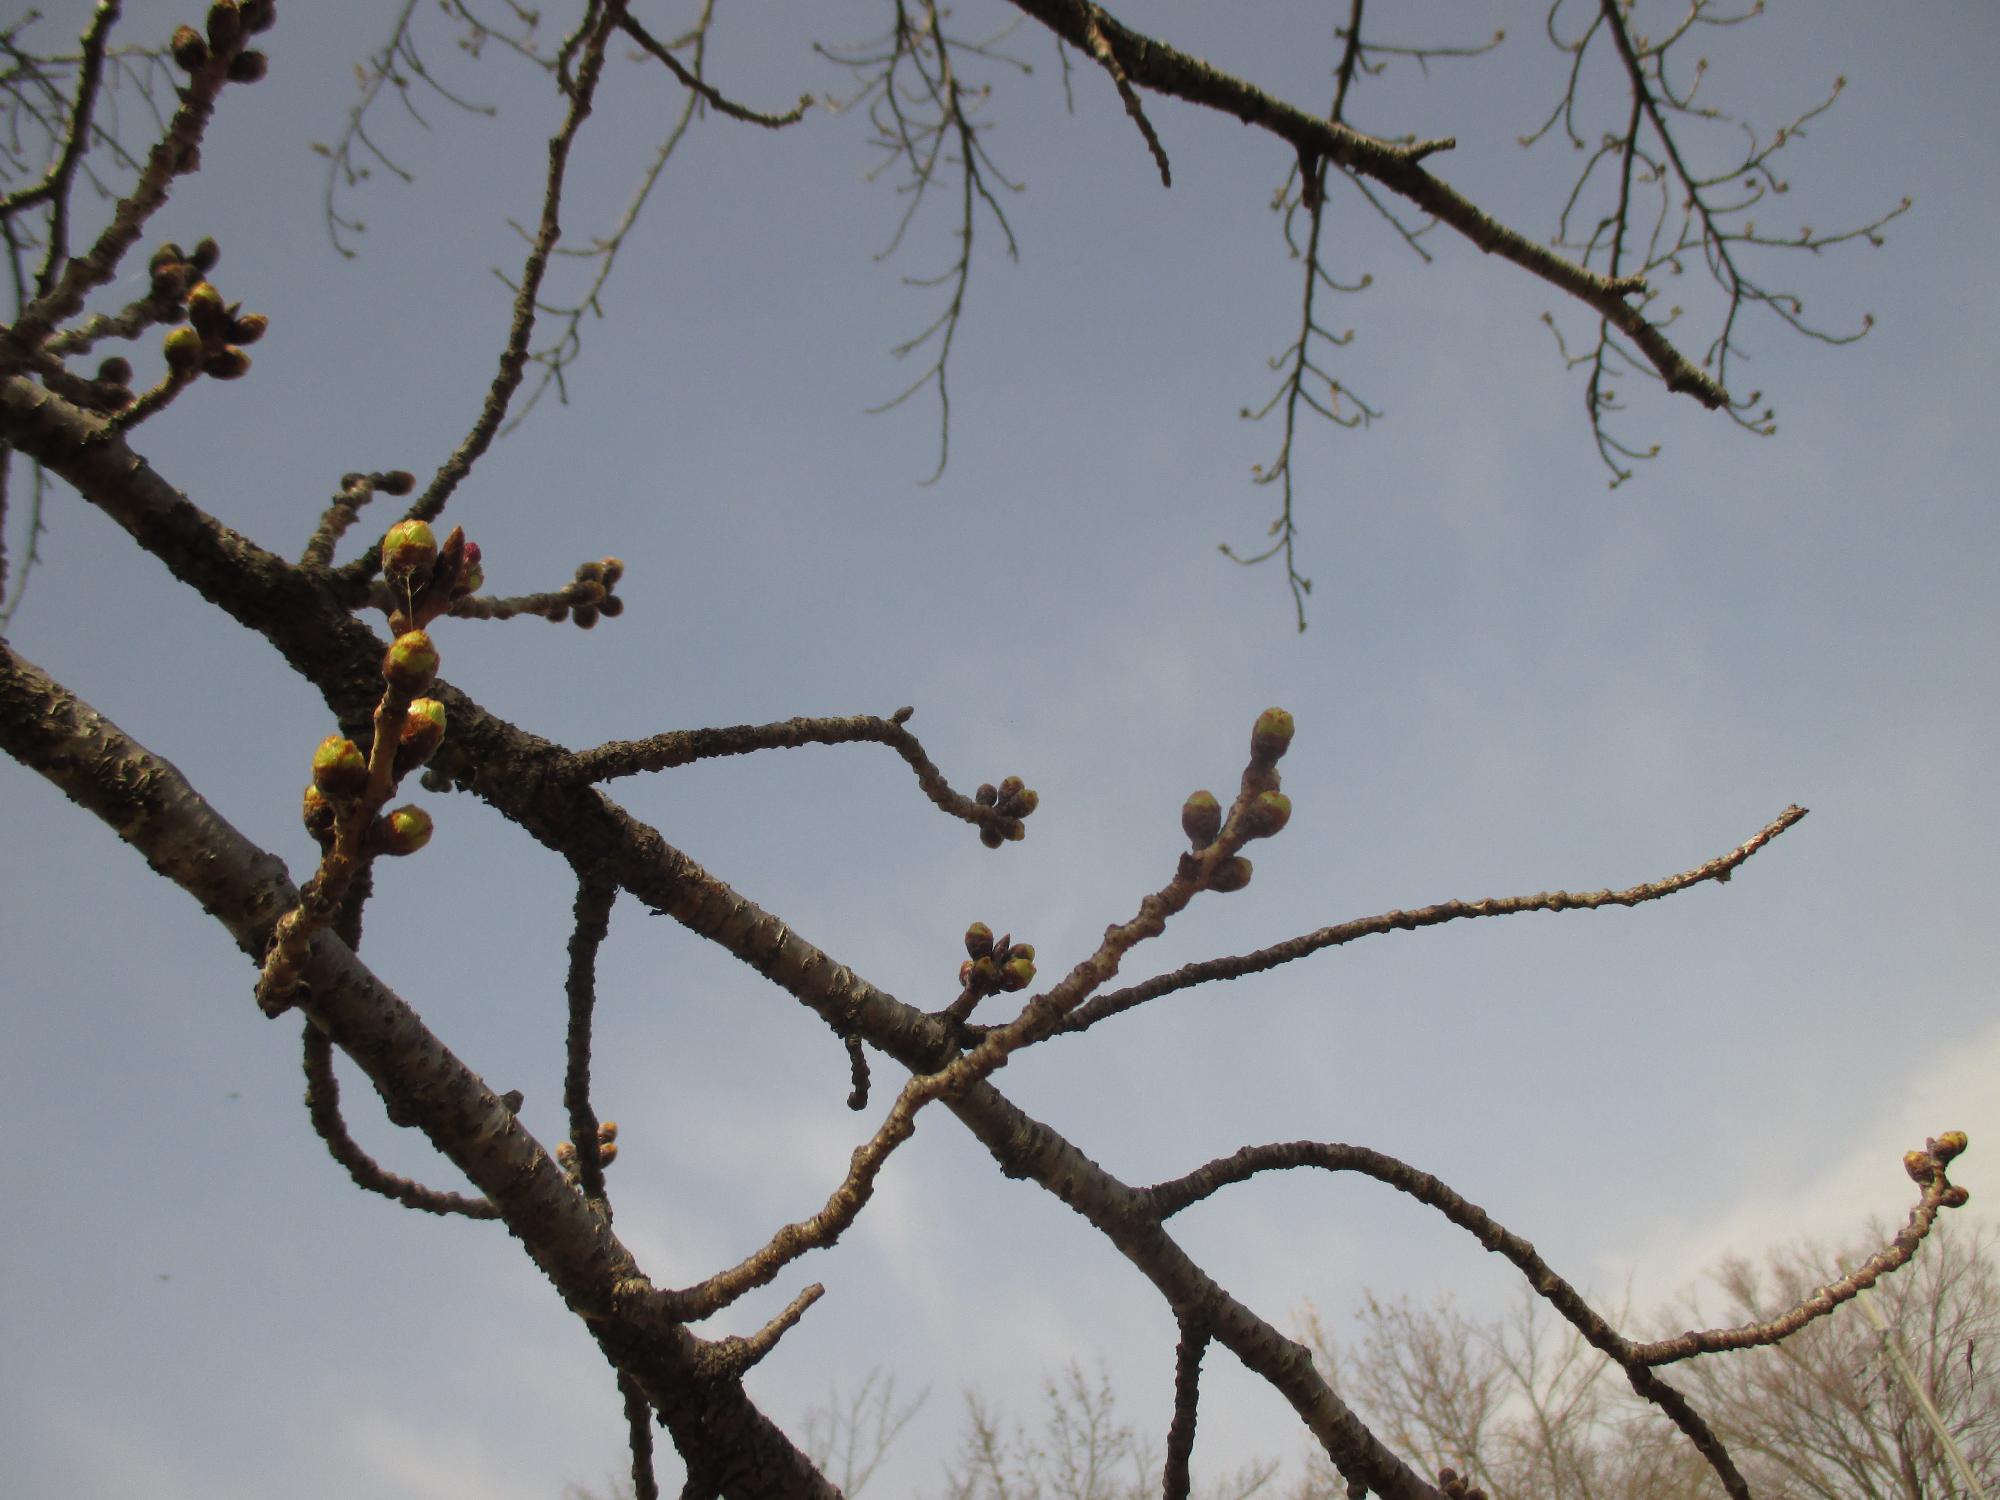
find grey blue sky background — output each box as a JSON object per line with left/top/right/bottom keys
{"left": 1, "top": 2, "right": 1995, "bottom": 1496}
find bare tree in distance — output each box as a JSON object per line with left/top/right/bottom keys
{"left": 1296, "top": 1216, "right": 1999, "bottom": 1500}
{"left": 0, "top": 3, "right": 1966, "bottom": 1499}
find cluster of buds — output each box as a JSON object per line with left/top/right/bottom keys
{"left": 170, "top": 0, "right": 274, "bottom": 81}
{"left": 547, "top": 557, "right": 625, "bottom": 629}
{"left": 1437, "top": 1468, "right": 1487, "bottom": 1500}
{"left": 158, "top": 244, "right": 266, "bottom": 383}
{"left": 380, "top": 519, "right": 483, "bottom": 633}
{"left": 1178, "top": 707, "right": 1296, "bottom": 895}
{"left": 973, "top": 775, "right": 1040, "bottom": 849}
{"left": 301, "top": 699, "right": 444, "bottom": 859}
{"left": 555, "top": 1120, "right": 620, "bottom": 1177}
{"left": 956, "top": 921, "right": 1037, "bottom": 999}
{"left": 1903, "top": 1130, "right": 1972, "bottom": 1207}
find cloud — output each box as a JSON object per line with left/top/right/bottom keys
{"left": 1606, "top": 1013, "right": 2000, "bottom": 1305}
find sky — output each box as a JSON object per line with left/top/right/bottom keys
{"left": 0, "top": 2, "right": 1995, "bottom": 1497}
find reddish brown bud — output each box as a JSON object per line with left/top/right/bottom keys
{"left": 998, "top": 775, "right": 1026, "bottom": 801}
{"left": 96, "top": 356, "right": 133, "bottom": 386}
{"left": 202, "top": 346, "right": 251, "bottom": 380}
{"left": 373, "top": 804, "right": 433, "bottom": 856}
{"left": 149, "top": 242, "right": 187, "bottom": 276}
{"left": 596, "top": 1141, "right": 619, "bottom": 1166}
{"left": 1207, "top": 856, "right": 1253, "bottom": 893}
{"left": 382, "top": 630, "right": 439, "bottom": 694}
{"left": 225, "top": 49, "right": 267, "bottom": 83}
{"left": 1942, "top": 1185, "right": 1971, "bottom": 1208}
{"left": 1249, "top": 707, "right": 1296, "bottom": 766}
{"left": 1931, "top": 1130, "right": 1969, "bottom": 1164}
{"left": 1181, "top": 790, "right": 1222, "bottom": 848}
{"left": 162, "top": 325, "right": 204, "bottom": 371}
{"left": 596, "top": 594, "right": 622, "bottom": 618}
{"left": 207, "top": 0, "right": 242, "bottom": 51}
{"left": 1905, "top": 1151, "right": 1937, "bottom": 1185}
{"left": 186, "top": 280, "right": 229, "bottom": 338}
{"left": 239, "top": 0, "right": 275, "bottom": 33}
{"left": 380, "top": 520, "right": 437, "bottom": 587}
{"left": 230, "top": 311, "right": 268, "bottom": 346}
{"left": 376, "top": 470, "right": 416, "bottom": 497}
{"left": 1240, "top": 790, "right": 1292, "bottom": 840}
{"left": 980, "top": 826, "right": 1004, "bottom": 849}
{"left": 301, "top": 783, "right": 337, "bottom": 845}
{"left": 599, "top": 558, "right": 624, "bottom": 586}
{"left": 189, "top": 237, "right": 221, "bottom": 272}
{"left": 964, "top": 921, "right": 994, "bottom": 959}
{"left": 396, "top": 697, "right": 447, "bottom": 770}
{"left": 311, "top": 734, "right": 369, "bottom": 800}
{"left": 571, "top": 605, "right": 599, "bottom": 629}
{"left": 999, "top": 786, "right": 1039, "bottom": 818}
{"left": 598, "top": 1121, "right": 618, "bottom": 1142}
{"left": 975, "top": 783, "right": 998, "bottom": 807}
{"left": 170, "top": 25, "right": 208, "bottom": 72}
{"left": 958, "top": 959, "right": 974, "bottom": 988}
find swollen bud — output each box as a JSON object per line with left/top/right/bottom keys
{"left": 163, "top": 324, "right": 204, "bottom": 371}
{"left": 964, "top": 921, "right": 995, "bottom": 960}
{"left": 980, "top": 826, "right": 1004, "bottom": 849}
{"left": 1181, "top": 790, "right": 1222, "bottom": 848}
{"left": 1249, "top": 707, "right": 1296, "bottom": 766}
{"left": 1001, "top": 957, "right": 1036, "bottom": 991}
{"left": 377, "top": 470, "right": 416, "bottom": 497}
{"left": 311, "top": 734, "right": 369, "bottom": 800}
{"left": 170, "top": 25, "right": 208, "bottom": 72}
{"left": 596, "top": 1141, "right": 619, "bottom": 1166}
{"left": 1240, "top": 790, "right": 1292, "bottom": 840}
{"left": 375, "top": 804, "right": 433, "bottom": 856}
{"left": 301, "top": 783, "right": 337, "bottom": 845}
{"left": 396, "top": 697, "right": 447, "bottom": 770}
{"left": 975, "top": 783, "right": 998, "bottom": 808}
{"left": 380, "top": 520, "right": 437, "bottom": 587}
{"left": 999, "top": 785, "right": 1039, "bottom": 818}
{"left": 186, "top": 280, "right": 229, "bottom": 338}
{"left": 230, "top": 311, "right": 268, "bottom": 345}
{"left": 1905, "top": 1152, "right": 1937, "bottom": 1185}
{"left": 1942, "top": 1185, "right": 1971, "bottom": 1208}
{"left": 1930, "top": 1131, "right": 1969, "bottom": 1164}
{"left": 1207, "top": 856, "right": 1253, "bottom": 893}
{"left": 207, "top": 0, "right": 242, "bottom": 51}
{"left": 225, "top": 49, "right": 268, "bottom": 83}
{"left": 202, "top": 346, "right": 251, "bottom": 380}
{"left": 382, "top": 630, "right": 439, "bottom": 694}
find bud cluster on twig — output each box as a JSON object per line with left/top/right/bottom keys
{"left": 1177, "top": 707, "right": 1296, "bottom": 896}
{"left": 556, "top": 1120, "right": 621, "bottom": 1177}
{"left": 973, "top": 774, "right": 1040, "bottom": 849}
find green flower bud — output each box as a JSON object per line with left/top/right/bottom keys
{"left": 1010, "top": 943, "right": 1035, "bottom": 963}
{"left": 311, "top": 734, "right": 369, "bottom": 800}
{"left": 1181, "top": 790, "right": 1222, "bottom": 848}
{"left": 163, "top": 324, "right": 204, "bottom": 371}
{"left": 964, "top": 921, "right": 994, "bottom": 959}
{"left": 1240, "top": 790, "right": 1292, "bottom": 840}
{"left": 1001, "top": 957, "right": 1036, "bottom": 991}
{"left": 1249, "top": 707, "right": 1296, "bottom": 766}
{"left": 380, "top": 520, "right": 437, "bottom": 586}
{"left": 396, "top": 697, "right": 447, "bottom": 770}
{"left": 970, "top": 955, "right": 997, "bottom": 987}
{"left": 1931, "top": 1131, "right": 1969, "bottom": 1163}
{"left": 1207, "top": 855, "right": 1253, "bottom": 893}
{"left": 202, "top": 346, "right": 251, "bottom": 380}
{"left": 376, "top": 804, "right": 433, "bottom": 856}
{"left": 186, "top": 280, "right": 229, "bottom": 339}
{"left": 382, "top": 630, "right": 439, "bottom": 694}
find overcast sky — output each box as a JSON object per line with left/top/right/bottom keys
{"left": 2, "top": 2, "right": 1995, "bottom": 1497}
